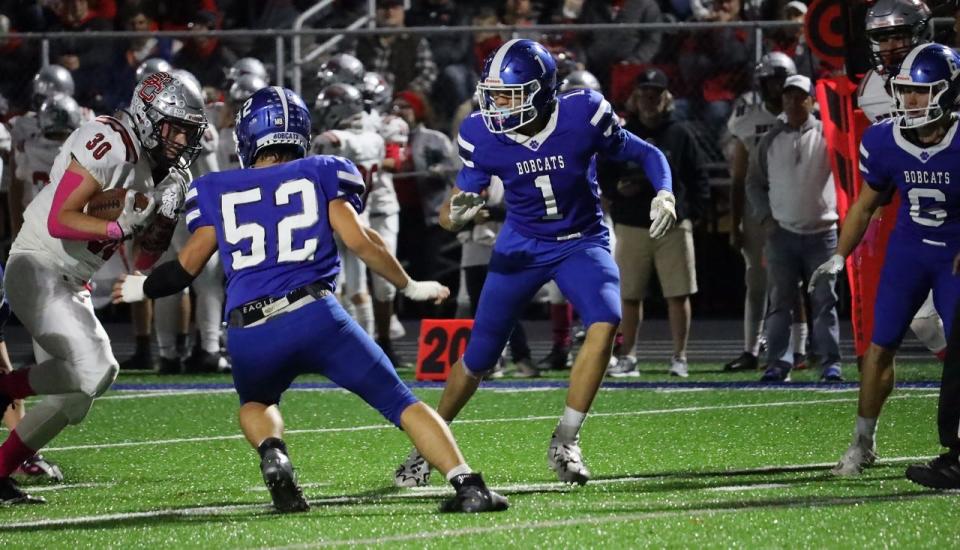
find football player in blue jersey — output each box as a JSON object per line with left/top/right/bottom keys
{"left": 394, "top": 39, "right": 675, "bottom": 487}
{"left": 808, "top": 43, "right": 960, "bottom": 481}
{"left": 113, "top": 87, "right": 509, "bottom": 514}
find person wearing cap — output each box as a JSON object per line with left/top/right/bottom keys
{"left": 172, "top": 10, "right": 237, "bottom": 88}
{"left": 599, "top": 69, "right": 710, "bottom": 378}
{"left": 747, "top": 74, "right": 842, "bottom": 383}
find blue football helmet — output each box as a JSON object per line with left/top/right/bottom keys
{"left": 890, "top": 43, "right": 960, "bottom": 129}
{"left": 235, "top": 86, "right": 311, "bottom": 168}
{"left": 476, "top": 39, "right": 558, "bottom": 134}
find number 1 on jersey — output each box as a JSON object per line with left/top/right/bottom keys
{"left": 534, "top": 175, "right": 562, "bottom": 220}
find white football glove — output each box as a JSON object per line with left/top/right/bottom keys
{"left": 649, "top": 190, "right": 677, "bottom": 240}
{"left": 113, "top": 274, "right": 146, "bottom": 303}
{"left": 449, "top": 191, "right": 486, "bottom": 226}
{"left": 808, "top": 254, "right": 845, "bottom": 293}
{"left": 154, "top": 167, "right": 190, "bottom": 219}
{"left": 401, "top": 279, "right": 450, "bottom": 303}
{"left": 116, "top": 192, "right": 156, "bottom": 238}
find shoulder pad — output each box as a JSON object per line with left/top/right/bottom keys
{"left": 72, "top": 118, "right": 140, "bottom": 172}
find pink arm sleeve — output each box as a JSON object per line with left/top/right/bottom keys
{"left": 47, "top": 169, "right": 110, "bottom": 241}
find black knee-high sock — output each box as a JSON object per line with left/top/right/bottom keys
{"left": 938, "top": 303, "right": 960, "bottom": 453}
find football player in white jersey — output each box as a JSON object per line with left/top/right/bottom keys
{"left": 8, "top": 66, "right": 75, "bottom": 205}
{"left": 218, "top": 74, "right": 267, "bottom": 171}
{"left": 362, "top": 71, "right": 410, "bottom": 363}
{"left": 313, "top": 83, "right": 386, "bottom": 338}
{"left": 857, "top": 0, "right": 946, "bottom": 358}
{"left": 11, "top": 95, "right": 82, "bottom": 239}
{"left": 724, "top": 52, "right": 803, "bottom": 373}
{"left": 0, "top": 72, "right": 206, "bottom": 504}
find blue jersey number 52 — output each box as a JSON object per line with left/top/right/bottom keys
{"left": 221, "top": 178, "right": 320, "bottom": 270}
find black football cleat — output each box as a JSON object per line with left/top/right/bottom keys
{"left": 118, "top": 350, "right": 154, "bottom": 371}
{"left": 260, "top": 448, "right": 309, "bottom": 513}
{"left": 723, "top": 352, "right": 758, "bottom": 372}
{"left": 538, "top": 346, "right": 572, "bottom": 371}
{"left": 0, "top": 477, "right": 46, "bottom": 505}
{"left": 183, "top": 350, "right": 226, "bottom": 374}
{"left": 156, "top": 357, "right": 183, "bottom": 375}
{"left": 440, "top": 473, "right": 509, "bottom": 513}
{"left": 906, "top": 452, "right": 960, "bottom": 490}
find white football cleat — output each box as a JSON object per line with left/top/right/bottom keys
{"left": 831, "top": 436, "right": 877, "bottom": 476}
{"left": 394, "top": 448, "right": 431, "bottom": 488}
{"left": 548, "top": 433, "right": 591, "bottom": 485}
{"left": 669, "top": 356, "right": 689, "bottom": 378}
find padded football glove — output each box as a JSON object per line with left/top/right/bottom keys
{"left": 449, "top": 191, "right": 486, "bottom": 227}
{"left": 808, "top": 254, "right": 845, "bottom": 293}
{"left": 648, "top": 190, "right": 677, "bottom": 240}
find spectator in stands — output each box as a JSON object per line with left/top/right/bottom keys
{"left": 502, "top": 0, "right": 538, "bottom": 28}
{"left": 105, "top": 5, "right": 174, "bottom": 111}
{"left": 154, "top": 0, "right": 219, "bottom": 30}
{"left": 355, "top": 0, "right": 437, "bottom": 97}
{"left": 391, "top": 90, "right": 459, "bottom": 316}
{"left": 600, "top": 68, "right": 710, "bottom": 379}
{"left": 407, "top": 0, "right": 473, "bottom": 127}
{"left": 676, "top": 0, "right": 752, "bottom": 138}
{"left": 48, "top": 0, "right": 112, "bottom": 110}
{"left": 172, "top": 10, "right": 237, "bottom": 89}
{"left": 746, "top": 75, "right": 841, "bottom": 383}
{"left": 574, "top": 0, "right": 663, "bottom": 90}
{"left": 765, "top": 1, "right": 821, "bottom": 79}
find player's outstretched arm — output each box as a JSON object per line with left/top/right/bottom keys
{"left": 112, "top": 226, "right": 218, "bottom": 303}
{"left": 330, "top": 199, "right": 449, "bottom": 304}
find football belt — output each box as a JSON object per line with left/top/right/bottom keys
{"left": 228, "top": 282, "right": 332, "bottom": 328}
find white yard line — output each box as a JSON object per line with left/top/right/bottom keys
{"left": 44, "top": 393, "right": 936, "bottom": 453}
{"left": 0, "top": 458, "right": 942, "bottom": 533}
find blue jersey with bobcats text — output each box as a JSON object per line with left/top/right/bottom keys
{"left": 185, "top": 155, "right": 365, "bottom": 315}
{"left": 456, "top": 88, "right": 671, "bottom": 247}
{"left": 860, "top": 117, "right": 960, "bottom": 246}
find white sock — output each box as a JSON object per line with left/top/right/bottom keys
{"left": 855, "top": 416, "right": 877, "bottom": 442}
{"left": 445, "top": 463, "right": 472, "bottom": 481}
{"left": 792, "top": 322, "right": 808, "bottom": 356}
{"left": 353, "top": 298, "right": 374, "bottom": 336}
{"left": 555, "top": 406, "right": 586, "bottom": 442}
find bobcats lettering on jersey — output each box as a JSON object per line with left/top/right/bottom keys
{"left": 516, "top": 155, "right": 566, "bottom": 175}
{"left": 903, "top": 170, "right": 951, "bottom": 185}
{"left": 860, "top": 118, "right": 960, "bottom": 242}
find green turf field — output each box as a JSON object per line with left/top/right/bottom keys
{"left": 0, "top": 362, "right": 957, "bottom": 548}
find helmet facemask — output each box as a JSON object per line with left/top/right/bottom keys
{"left": 147, "top": 106, "right": 207, "bottom": 169}
{"left": 868, "top": 27, "right": 923, "bottom": 76}
{"left": 476, "top": 79, "right": 542, "bottom": 134}
{"left": 891, "top": 79, "right": 949, "bottom": 129}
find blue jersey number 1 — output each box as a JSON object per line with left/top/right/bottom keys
{"left": 535, "top": 175, "right": 563, "bottom": 220}
{"left": 221, "top": 178, "right": 320, "bottom": 270}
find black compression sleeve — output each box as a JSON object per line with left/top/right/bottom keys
{"left": 143, "top": 260, "right": 197, "bottom": 299}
